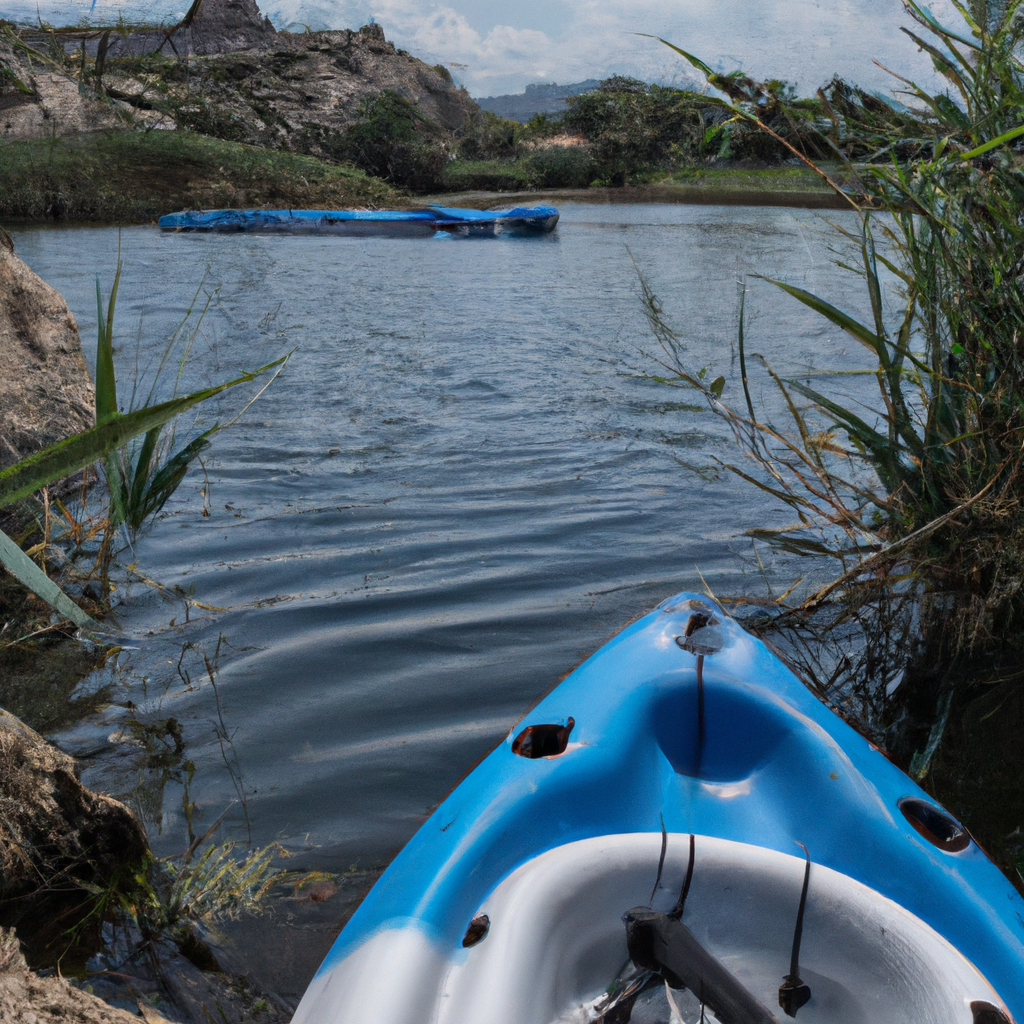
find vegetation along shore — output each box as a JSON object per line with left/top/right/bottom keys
{"left": 3, "top": 0, "right": 875, "bottom": 222}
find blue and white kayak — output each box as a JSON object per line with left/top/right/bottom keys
{"left": 294, "top": 593, "right": 1024, "bottom": 1024}
{"left": 157, "top": 205, "right": 559, "bottom": 236}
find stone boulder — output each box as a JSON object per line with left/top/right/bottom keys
{"left": 0, "top": 928, "right": 149, "bottom": 1024}
{"left": 0, "top": 230, "right": 95, "bottom": 478}
{"left": 183, "top": 0, "right": 277, "bottom": 55}
{"left": 0, "top": 709, "right": 150, "bottom": 954}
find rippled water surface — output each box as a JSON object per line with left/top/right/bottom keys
{"left": 13, "top": 202, "right": 880, "bottom": 997}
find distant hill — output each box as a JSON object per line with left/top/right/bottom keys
{"left": 476, "top": 80, "right": 602, "bottom": 123}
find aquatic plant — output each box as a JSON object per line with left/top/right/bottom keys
{"left": 0, "top": 266, "right": 290, "bottom": 628}
{"left": 72, "top": 838, "right": 290, "bottom": 969}
{"left": 648, "top": 0, "right": 1024, "bottom": 789}
{"left": 98, "top": 263, "right": 283, "bottom": 540}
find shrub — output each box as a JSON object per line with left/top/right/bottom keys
{"left": 562, "top": 78, "right": 707, "bottom": 177}
{"left": 441, "top": 160, "right": 533, "bottom": 192}
{"left": 651, "top": 1, "right": 1024, "bottom": 785}
{"left": 343, "top": 91, "right": 449, "bottom": 190}
{"left": 457, "top": 111, "right": 519, "bottom": 160}
{"left": 522, "top": 146, "right": 598, "bottom": 188}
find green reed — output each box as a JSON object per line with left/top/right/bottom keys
{"left": 0, "top": 264, "right": 290, "bottom": 630}
{"left": 647, "top": 0, "right": 1024, "bottom": 781}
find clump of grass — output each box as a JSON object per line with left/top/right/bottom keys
{"left": 647, "top": 0, "right": 1024, "bottom": 837}
{"left": 80, "top": 840, "right": 288, "bottom": 939}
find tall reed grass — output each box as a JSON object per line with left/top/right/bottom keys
{"left": 0, "top": 263, "right": 290, "bottom": 631}
{"left": 649, "top": 0, "right": 1024, "bottom": 778}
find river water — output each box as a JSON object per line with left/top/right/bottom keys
{"left": 12, "top": 202, "right": 880, "bottom": 1001}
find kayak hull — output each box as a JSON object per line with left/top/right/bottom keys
{"left": 294, "top": 593, "right": 1024, "bottom": 1023}
{"left": 157, "top": 205, "right": 559, "bottom": 236}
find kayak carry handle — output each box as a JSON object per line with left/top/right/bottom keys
{"left": 511, "top": 718, "right": 574, "bottom": 758}
{"left": 899, "top": 797, "right": 971, "bottom": 853}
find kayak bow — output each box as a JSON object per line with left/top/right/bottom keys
{"left": 294, "top": 593, "right": 1024, "bottom": 1023}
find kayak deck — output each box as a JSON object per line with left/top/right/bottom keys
{"left": 157, "top": 205, "right": 559, "bottom": 236}
{"left": 292, "top": 595, "right": 1024, "bottom": 1023}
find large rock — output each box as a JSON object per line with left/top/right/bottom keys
{"left": 0, "top": 929, "right": 147, "bottom": 1024}
{"left": 0, "top": 231, "right": 94, "bottom": 477}
{"left": 183, "top": 0, "right": 277, "bottom": 55}
{"left": 0, "top": 709, "right": 149, "bottom": 934}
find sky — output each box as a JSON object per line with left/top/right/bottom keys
{"left": 9, "top": 0, "right": 958, "bottom": 98}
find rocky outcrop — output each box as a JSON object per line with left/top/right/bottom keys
{"left": 0, "top": 929, "right": 149, "bottom": 1024}
{"left": 17, "top": 0, "right": 276, "bottom": 60}
{"left": 0, "top": 709, "right": 149, "bottom": 940}
{"left": 3, "top": 0, "right": 479, "bottom": 153}
{"left": 0, "top": 39, "right": 133, "bottom": 140}
{"left": 175, "top": 0, "right": 277, "bottom": 56}
{"left": 102, "top": 21, "right": 478, "bottom": 155}
{"left": 0, "top": 233, "right": 94, "bottom": 475}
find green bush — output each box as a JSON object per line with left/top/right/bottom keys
{"left": 343, "top": 91, "right": 449, "bottom": 190}
{"left": 561, "top": 78, "right": 707, "bottom": 179}
{"left": 442, "top": 159, "right": 533, "bottom": 192}
{"left": 457, "top": 111, "right": 519, "bottom": 160}
{"left": 519, "top": 112, "right": 560, "bottom": 142}
{"left": 522, "top": 146, "right": 597, "bottom": 188}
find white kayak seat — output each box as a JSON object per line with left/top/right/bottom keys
{"left": 292, "top": 837, "right": 1012, "bottom": 1024}
{"left": 438, "top": 834, "right": 1009, "bottom": 1024}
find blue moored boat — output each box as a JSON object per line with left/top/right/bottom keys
{"left": 293, "top": 594, "right": 1024, "bottom": 1023}
{"left": 157, "top": 205, "right": 559, "bottom": 236}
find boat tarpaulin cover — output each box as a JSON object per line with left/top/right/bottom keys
{"left": 157, "top": 206, "right": 559, "bottom": 233}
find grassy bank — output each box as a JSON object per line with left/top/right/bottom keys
{"left": 442, "top": 154, "right": 839, "bottom": 193}
{"left": 0, "top": 130, "right": 846, "bottom": 223}
{"left": 0, "top": 130, "right": 400, "bottom": 223}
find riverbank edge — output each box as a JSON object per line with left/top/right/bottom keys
{"left": 0, "top": 130, "right": 400, "bottom": 226}
{"left": 428, "top": 181, "right": 849, "bottom": 212}
{"left": 0, "top": 130, "right": 847, "bottom": 226}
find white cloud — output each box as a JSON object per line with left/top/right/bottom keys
{"left": 6, "top": 0, "right": 959, "bottom": 98}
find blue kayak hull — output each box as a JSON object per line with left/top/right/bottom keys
{"left": 157, "top": 205, "right": 559, "bottom": 236}
{"left": 294, "top": 593, "right": 1024, "bottom": 1022}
